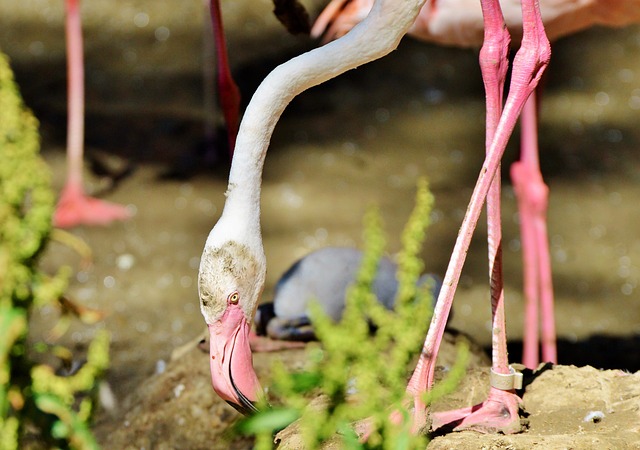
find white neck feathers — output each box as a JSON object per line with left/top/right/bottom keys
{"left": 219, "top": 0, "right": 427, "bottom": 233}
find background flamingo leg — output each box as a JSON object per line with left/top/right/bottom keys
{"left": 511, "top": 90, "right": 557, "bottom": 368}
{"left": 54, "top": 0, "right": 131, "bottom": 228}
{"left": 209, "top": 0, "right": 241, "bottom": 156}
{"left": 406, "top": 0, "right": 551, "bottom": 433}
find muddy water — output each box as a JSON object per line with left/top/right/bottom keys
{"left": 1, "top": 0, "right": 640, "bottom": 408}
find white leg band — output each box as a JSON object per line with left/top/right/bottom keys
{"left": 490, "top": 366, "right": 523, "bottom": 390}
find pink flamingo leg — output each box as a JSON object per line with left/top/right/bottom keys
{"left": 511, "top": 91, "right": 557, "bottom": 368}
{"left": 406, "top": 0, "right": 550, "bottom": 433}
{"left": 54, "top": 0, "right": 131, "bottom": 228}
{"left": 430, "top": 0, "right": 520, "bottom": 432}
{"left": 210, "top": 0, "right": 241, "bottom": 156}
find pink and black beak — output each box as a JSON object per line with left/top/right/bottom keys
{"left": 208, "top": 303, "right": 263, "bottom": 415}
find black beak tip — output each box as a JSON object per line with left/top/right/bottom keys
{"left": 226, "top": 398, "right": 259, "bottom": 416}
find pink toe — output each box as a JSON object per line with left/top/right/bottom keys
{"left": 54, "top": 185, "right": 131, "bottom": 228}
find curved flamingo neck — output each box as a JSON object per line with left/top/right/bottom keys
{"left": 220, "top": 0, "right": 427, "bottom": 230}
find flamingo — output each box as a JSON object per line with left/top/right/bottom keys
{"left": 311, "top": 0, "right": 640, "bottom": 371}
{"left": 198, "top": 0, "right": 550, "bottom": 435}
{"left": 54, "top": 0, "right": 131, "bottom": 228}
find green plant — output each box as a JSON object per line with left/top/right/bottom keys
{"left": 0, "top": 50, "right": 108, "bottom": 450}
{"left": 239, "top": 179, "right": 468, "bottom": 449}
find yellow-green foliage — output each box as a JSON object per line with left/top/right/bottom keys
{"left": 0, "top": 52, "right": 56, "bottom": 308}
{"left": 0, "top": 307, "right": 27, "bottom": 450}
{"left": 240, "top": 179, "right": 468, "bottom": 449}
{"left": 32, "top": 330, "right": 109, "bottom": 450}
{"left": 0, "top": 50, "right": 108, "bottom": 450}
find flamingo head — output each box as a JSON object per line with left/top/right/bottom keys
{"left": 198, "top": 239, "right": 266, "bottom": 415}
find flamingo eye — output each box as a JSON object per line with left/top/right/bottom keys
{"left": 228, "top": 292, "right": 240, "bottom": 304}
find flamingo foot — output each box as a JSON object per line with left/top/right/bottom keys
{"left": 431, "top": 388, "right": 523, "bottom": 434}
{"left": 54, "top": 182, "right": 131, "bottom": 228}
{"left": 248, "top": 332, "right": 306, "bottom": 352}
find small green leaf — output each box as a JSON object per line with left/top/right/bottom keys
{"left": 337, "top": 422, "right": 362, "bottom": 449}
{"left": 51, "top": 420, "right": 69, "bottom": 439}
{"left": 289, "top": 371, "right": 323, "bottom": 393}
{"left": 236, "top": 407, "right": 300, "bottom": 435}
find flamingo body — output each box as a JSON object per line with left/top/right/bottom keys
{"left": 313, "top": 0, "right": 640, "bottom": 47}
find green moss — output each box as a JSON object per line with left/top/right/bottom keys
{"left": 0, "top": 50, "right": 108, "bottom": 449}
{"left": 240, "top": 178, "right": 468, "bottom": 448}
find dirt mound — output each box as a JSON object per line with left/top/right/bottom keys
{"left": 94, "top": 333, "right": 640, "bottom": 449}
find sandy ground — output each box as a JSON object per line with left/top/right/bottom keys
{"left": 2, "top": 0, "right": 640, "bottom": 448}
{"left": 89, "top": 336, "right": 640, "bottom": 449}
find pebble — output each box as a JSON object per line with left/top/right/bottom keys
{"left": 583, "top": 410, "right": 605, "bottom": 423}
{"left": 174, "top": 383, "right": 185, "bottom": 398}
